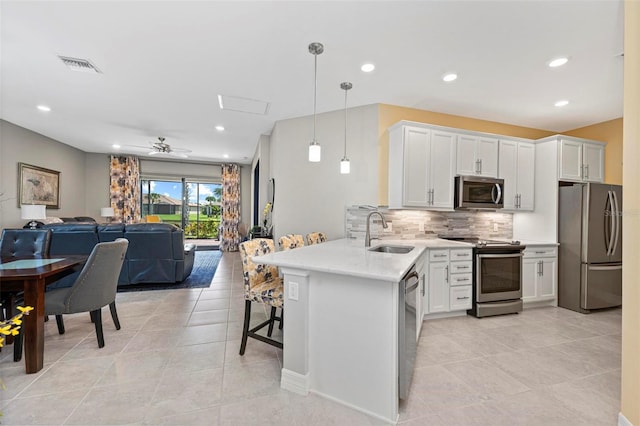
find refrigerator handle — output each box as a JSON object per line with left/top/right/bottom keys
{"left": 605, "top": 191, "right": 615, "bottom": 257}
{"left": 612, "top": 189, "right": 620, "bottom": 257}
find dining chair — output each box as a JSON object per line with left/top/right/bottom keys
{"left": 306, "top": 232, "right": 327, "bottom": 245}
{"left": 0, "top": 228, "right": 52, "bottom": 362}
{"left": 238, "top": 238, "right": 283, "bottom": 355}
{"left": 44, "top": 238, "right": 128, "bottom": 348}
{"left": 278, "top": 234, "right": 305, "bottom": 251}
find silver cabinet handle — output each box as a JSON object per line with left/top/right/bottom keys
{"left": 479, "top": 159, "right": 482, "bottom": 174}
{"left": 585, "top": 164, "right": 589, "bottom": 179}
{"left": 475, "top": 159, "right": 480, "bottom": 174}
{"left": 445, "top": 265, "right": 449, "bottom": 283}
{"left": 434, "top": 254, "right": 447, "bottom": 258}
{"left": 421, "top": 277, "right": 425, "bottom": 297}
{"left": 456, "top": 266, "right": 470, "bottom": 269}
{"left": 456, "top": 278, "right": 470, "bottom": 282}
{"left": 534, "top": 251, "right": 546, "bottom": 254}
{"left": 456, "top": 296, "right": 470, "bottom": 300}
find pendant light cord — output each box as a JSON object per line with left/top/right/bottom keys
{"left": 343, "top": 87, "right": 347, "bottom": 157}
{"left": 313, "top": 53, "right": 318, "bottom": 143}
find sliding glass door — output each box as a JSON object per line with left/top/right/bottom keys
{"left": 140, "top": 179, "right": 222, "bottom": 240}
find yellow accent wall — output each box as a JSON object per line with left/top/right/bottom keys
{"left": 564, "top": 118, "right": 623, "bottom": 185}
{"left": 621, "top": 1, "right": 640, "bottom": 424}
{"left": 377, "top": 104, "right": 556, "bottom": 205}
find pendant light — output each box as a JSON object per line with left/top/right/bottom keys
{"left": 340, "top": 82, "right": 352, "bottom": 174}
{"left": 308, "top": 42, "right": 324, "bottom": 162}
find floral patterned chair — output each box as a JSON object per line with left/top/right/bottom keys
{"left": 306, "top": 232, "right": 327, "bottom": 245}
{"left": 238, "top": 238, "right": 283, "bottom": 355}
{"left": 278, "top": 234, "right": 305, "bottom": 251}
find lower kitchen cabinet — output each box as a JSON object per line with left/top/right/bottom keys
{"left": 428, "top": 260, "right": 449, "bottom": 313}
{"left": 424, "top": 248, "right": 473, "bottom": 316}
{"left": 522, "top": 245, "right": 558, "bottom": 305}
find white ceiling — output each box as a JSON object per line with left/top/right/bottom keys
{"left": 0, "top": 0, "right": 624, "bottom": 164}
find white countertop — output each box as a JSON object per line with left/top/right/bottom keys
{"left": 254, "top": 238, "right": 473, "bottom": 282}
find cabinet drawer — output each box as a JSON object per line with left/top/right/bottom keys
{"left": 450, "top": 273, "right": 473, "bottom": 286}
{"left": 429, "top": 249, "right": 449, "bottom": 261}
{"left": 450, "top": 261, "right": 472, "bottom": 274}
{"left": 450, "top": 285, "right": 472, "bottom": 310}
{"left": 523, "top": 246, "right": 557, "bottom": 258}
{"left": 450, "top": 249, "right": 473, "bottom": 260}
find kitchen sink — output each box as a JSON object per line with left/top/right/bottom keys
{"left": 368, "top": 245, "right": 414, "bottom": 254}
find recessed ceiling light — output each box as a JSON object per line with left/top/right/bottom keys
{"left": 37, "top": 105, "right": 51, "bottom": 112}
{"left": 223, "top": 154, "right": 229, "bottom": 159}
{"left": 549, "top": 57, "right": 569, "bottom": 68}
{"left": 555, "top": 100, "right": 569, "bottom": 107}
{"left": 215, "top": 125, "right": 225, "bottom": 132}
{"left": 361, "top": 63, "right": 375, "bottom": 73}
{"left": 442, "top": 73, "right": 458, "bottom": 82}
{"left": 112, "top": 144, "right": 121, "bottom": 149}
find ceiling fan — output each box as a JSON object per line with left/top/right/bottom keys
{"left": 126, "top": 137, "right": 192, "bottom": 158}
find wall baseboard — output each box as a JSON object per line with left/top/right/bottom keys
{"left": 280, "top": 368, "right": 309, "bottom": 395}
{"left": 619, "top": 412, "right": 633, "bottom": 426}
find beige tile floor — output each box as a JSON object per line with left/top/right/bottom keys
{"left": 0, "top": 251, "right": 621, "bottom": 425}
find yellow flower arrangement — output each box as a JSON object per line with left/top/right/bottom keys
{"left": 0, "top": 306, "right": 32, "bottom": 348}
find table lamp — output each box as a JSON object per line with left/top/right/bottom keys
{"left": 101, "top": 207, "right": 115, "bottom": 223}
{"left": 21, "top": 204, "right": 46, "bottom": 229}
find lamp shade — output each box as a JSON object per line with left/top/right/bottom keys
{"left": 101, "top": 207, "right": 115, "bottom": 217}
{"left": 21, "top": 204, "right": 46, "bottom": 220}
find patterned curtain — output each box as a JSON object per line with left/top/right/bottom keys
{"left": 220, "top": 163, "right": 241, "bottom": 252}
{"left": 109, "top": 156, "right": 141, "bottom": 223}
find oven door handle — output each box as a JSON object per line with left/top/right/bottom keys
{"left": 477, "top": 253, "right": 523, "bottom": 259}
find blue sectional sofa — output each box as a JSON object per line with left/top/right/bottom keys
{"left": 42, "top": 222, "right": 195, "bottom": 286}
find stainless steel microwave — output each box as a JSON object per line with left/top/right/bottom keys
{"left": 454, "top": 176, "right": 504, "bottom": 209}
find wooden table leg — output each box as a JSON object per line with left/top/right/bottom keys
{"left": 22, "top": 278, "right": 45, "bottom": 374}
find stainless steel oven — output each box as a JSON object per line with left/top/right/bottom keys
{"left": 470, "top": 243, "right": 525, "bottom": 317}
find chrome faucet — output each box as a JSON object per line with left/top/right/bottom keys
{"left": 365, "top": 211, "right": 388, "bottom": 247}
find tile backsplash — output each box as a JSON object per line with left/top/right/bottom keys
{"left": 345, "top": 206, "right": 513, "bottom": 241}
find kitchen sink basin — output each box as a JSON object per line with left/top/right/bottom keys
{"left": 368, "top": 245, "right": 414, "bottom": 254}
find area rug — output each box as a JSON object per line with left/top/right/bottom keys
{"left": 117, "top": 250, "right": 222, "bottom": 292}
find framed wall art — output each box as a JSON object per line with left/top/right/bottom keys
{"left": 18, "top": 162, "right": 60, "bottom": 208}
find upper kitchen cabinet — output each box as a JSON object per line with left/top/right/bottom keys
{"left": 389, "top": 122, "right": 455, "bottom": 210}
{"left": 456, "top": 135, "right": 499, "bottom": 177}
{"left": 499, "top": 139, "right": 535, "bottom": 211}
{"left": 558, "top": 137, "right": 605, "bottom": 182}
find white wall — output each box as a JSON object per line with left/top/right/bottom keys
{"left": 269, "top": 104, "right": 379, "bottom": 241}
{"left": 0, "top": 120, "right": 88, "bottom": 228}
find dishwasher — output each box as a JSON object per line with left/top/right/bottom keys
{"left": 398, "top": 265, "right": 419, "bottom": 400}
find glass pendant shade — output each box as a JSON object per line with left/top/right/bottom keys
{"left": 309, "top": 142, "right": 321, "bottom": 162}
{"left": 340, "top": 157, "right": 350, "bottom": 174}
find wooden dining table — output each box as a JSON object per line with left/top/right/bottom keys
{"left": 0, "top": 256, "right": 86, "bottom": 373}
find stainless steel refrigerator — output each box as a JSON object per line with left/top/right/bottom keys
{"left": 558, "top": 182, "right": 622, "bottom": 313}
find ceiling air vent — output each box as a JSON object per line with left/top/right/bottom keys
{"left": 58, "top": 56, "right": 102, "bottom": 73}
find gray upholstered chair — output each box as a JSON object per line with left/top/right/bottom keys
{"left": 0, "top": 228, "right": 52, "bottom": 362}
{"left": 238, "top": 238, "right": 283, "bottom": 355}
{"left": 45, "top": 238, "right": 128, "bottom": 348}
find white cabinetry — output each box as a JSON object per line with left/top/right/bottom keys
{"left": 389, "top": 122, "right": 456, "bottom": 210}
{"left": 499, "top": 140, "right": 535, "bottom": 211}
{"left": 456, "top": 135, "right": 499, "bottom": 177}
{"left": 559, "top": 138, "right": 605, "bottom": 182}
{"left": 522, "top": 245, "right": 557, "bottom": 305}
{"left": 424, "top": 248, "right": 473, "bottom": 315}
{"left": 427, "top": 249, "right": 449, "bottom": 313}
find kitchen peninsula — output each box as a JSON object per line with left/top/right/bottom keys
{"left": 254, "top": 237, "right": 471, "bottom": 423}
